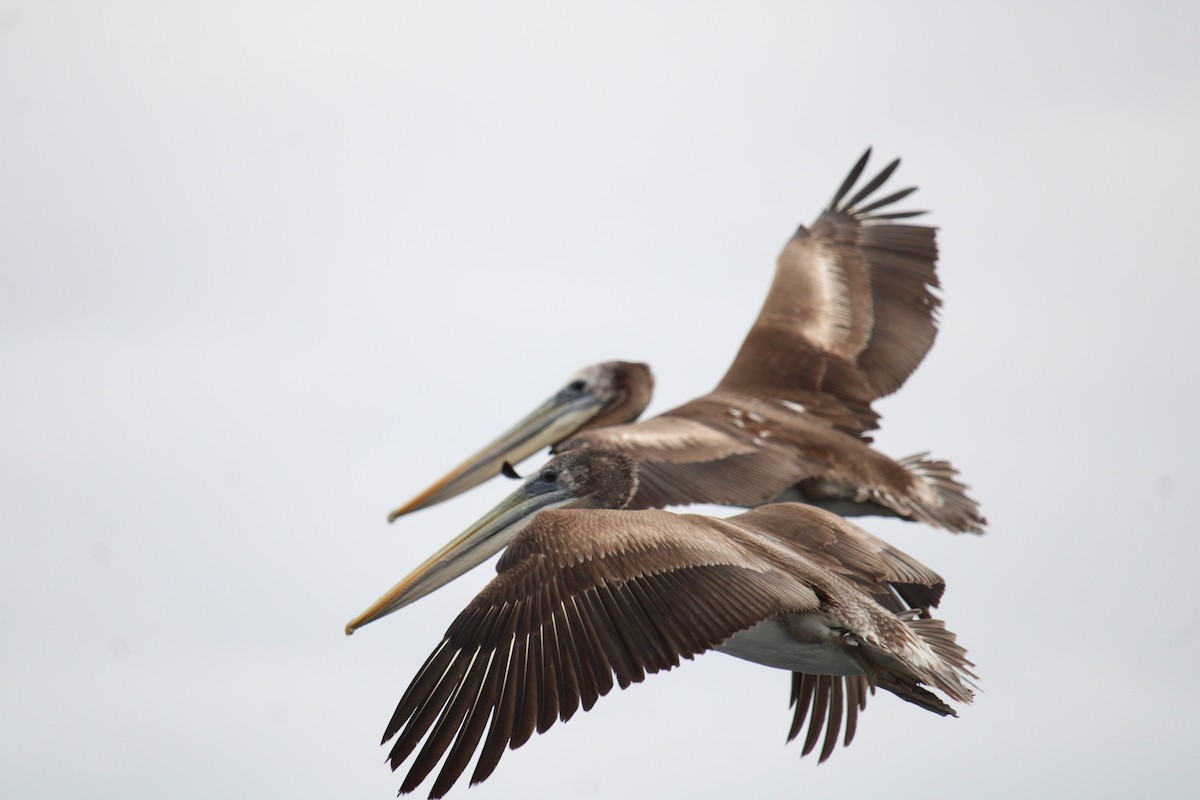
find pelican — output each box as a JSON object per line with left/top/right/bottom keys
{"left": 387, "top": 150, "right": 985, "bottom": 534}
{"left": 348, "top": 449, "right": 976, "bottom": 798}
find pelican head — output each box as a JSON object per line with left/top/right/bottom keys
{"left": 386, "top": 361, "right": 652, "bottom": 522}
{"left": 348, "top": 448, "right": 639, "bottom": 634}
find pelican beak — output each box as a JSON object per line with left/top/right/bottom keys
{"left": 347, "top": 483, "right": 574, "bottom": 635}
{"left": 386, "top": 390, "right": 603, "bottom": 522}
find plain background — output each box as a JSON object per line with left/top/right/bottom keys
{"left": 3, "top": 2, "right": 1198, "bottom": 798}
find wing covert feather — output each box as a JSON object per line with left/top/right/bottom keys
{"left": 729, "top": 503, "right": 945, "bottom": 610}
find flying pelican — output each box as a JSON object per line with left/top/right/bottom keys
{"left": 387, "top": 150, "right": 985, "bottom": 534}
{"left": 348, "top": 449, "right": 976, "bottom": 798}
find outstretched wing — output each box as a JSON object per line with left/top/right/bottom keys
{"left": 717, "top": 148, "right": 942, "bottom": 436}
{"left": 380, "top": 509, "right": 819, "bottom": 798}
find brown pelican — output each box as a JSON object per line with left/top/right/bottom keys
{"left": 349, "top": 449, "right": 976, "bottom": 797}
{"left": 387, "top": 151, "right": 985, "bottom": 534}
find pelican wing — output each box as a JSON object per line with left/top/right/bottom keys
{"left": 564, "top": 397, "right": 848, "bottom": 512}
{"left": 381, "top": 508, "right": 845, "bottom": 798}
{"left": 629, "top": 448, "right": 802, "bottom": 510}
{"left": 564, "top": 402, "right": 983, "bottom": 533}
{"left": 563, "top": 411, "right": 814, "bottom": 510}
{"left": 729, "top": 503, "right": 946, "bottom": 610}
{"left": 559, "top": 412, "right": 760, "bottom": 463}
{"left": 717, "top": 149, "right": 941, "bottom": 436}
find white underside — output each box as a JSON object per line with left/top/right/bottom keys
{"left": 715, "top": 616, "right": 864, "bottom": 676}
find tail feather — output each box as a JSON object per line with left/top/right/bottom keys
{"left": 906, "top": 616, "right": 978, "bottom": 703}
{"left": 862, "top": 614, "right": 977, "bottom": 716}
{"left": 794, "top": 452, "right": 986, "bottom": 534}
{"left": 884, "top": 453, "right": 987, "bottom": 534}
{"left": 872, "top": 675, "right": 957, "bottom": 716}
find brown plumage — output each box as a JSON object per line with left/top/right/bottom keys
{"left": 354, "top": 450, "right": 976, "bottom": 798}
{"left": 388, "top": 150, "right": 985, "bottom": 533}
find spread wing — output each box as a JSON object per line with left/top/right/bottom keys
{"left": 380, "top": 509, "right": 822, "bottom": 798}
{"left": 717, "top": 149, "right": 942, "bottom": 437}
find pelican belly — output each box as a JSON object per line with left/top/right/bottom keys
{"left": 715, "top": 616, "right": 864, "bottom": 676}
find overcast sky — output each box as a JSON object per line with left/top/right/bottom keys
{"left": 3, "top": 2, "right": 1199, "bottom": 798}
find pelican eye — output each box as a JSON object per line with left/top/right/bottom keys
{"left": 541, "top": 470, "right": 558, "bottom": 484}
{"left": 567, "top": 379, "right": 586, "bottom": 393}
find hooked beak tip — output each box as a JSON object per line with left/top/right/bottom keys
{"left": 387, "top": 481, "right": 450, "bottom": 523}
{"left": 387, "top": 494, "right": 430, "bottom": 523}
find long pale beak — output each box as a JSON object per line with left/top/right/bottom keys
{"left": 386, "top": 392, "right": 602, "bottom": 522}
{"left": 347, "top": 484, "right": 573, "bottom": 635}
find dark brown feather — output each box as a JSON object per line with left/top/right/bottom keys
{"left": 583, "top": 587, "right": 639, "bottom": 689}
{"left": 869, "top": 209, "right": 927, "bottom": 220}
{"left": 384, "top": 641, "right": 455, "bottom": 744}
{"left": 828, "top": 148, "right": 872, "bottom": 209}
{"left": 510, "top": 609, "right": 540, "bottom": 748}
{"left": 787, "top": 673, "right": 815, "bottom": 742}
{"left": 469, "top": 637, "right": 519, "bottom": 785}
{"left": 784, "top": 672, "right": 872, "bottom": 763}
{"left": 856, "top": 186, "right": 917, "bottom": 215}
{"left": 434, "top": 650, "right": 502, "bottom": 797}
{"left": 549, "top": 606, "right": 582, "bottom": 723}
{"left": 404, "top": 649, "right": 489, "bottom": 793}
{"left": 843, "top": 676, "right": 864, "bottom": 746}
{"left": 844, "top": 158, "right": 900, "bottom": 210}
{"left": 389, "top": 651, "right": 470, "bottom": 772}
{"left": 801, "top": 675, "right": 831, "bottom": 757}
{"left": 819, "top": 677, "right": 844, "bottom": 763}
{"left": 563, "top": 594, "right": 609, "bottom": 709}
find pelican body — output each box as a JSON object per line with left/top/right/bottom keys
{"left": 388, "top": 151, "right": 985, "bottom": 534}
{"left": 349, "top": 449, "right": 976, "bottom": 798}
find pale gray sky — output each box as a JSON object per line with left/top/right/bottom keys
{"left": 3, "top": 2, "right": 1199, "bottom": 798}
